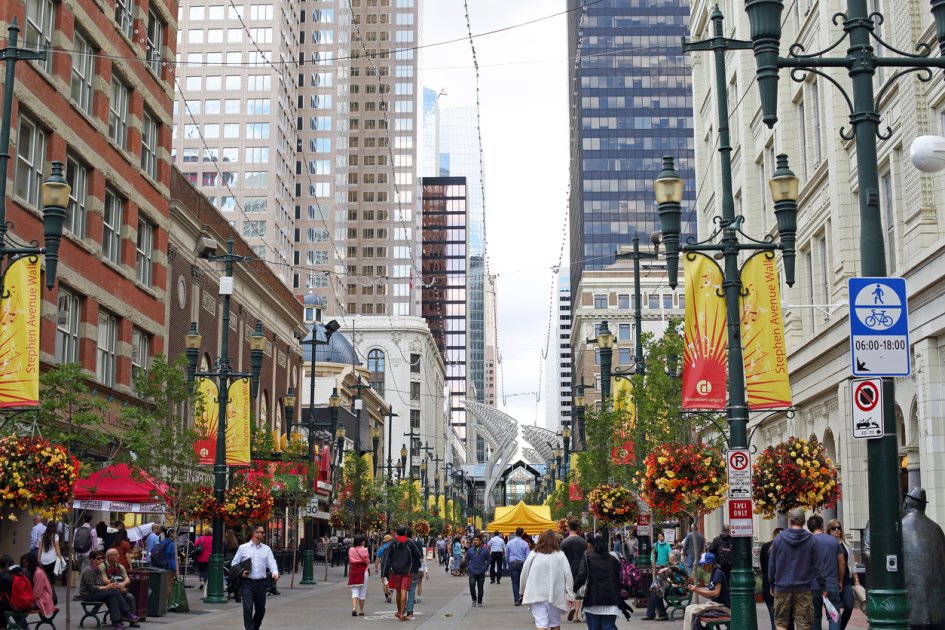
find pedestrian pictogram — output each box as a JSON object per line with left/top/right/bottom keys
{"left": 727, "top": 448, "right": 752, "bottom": 499}
{"left": 851, "top": 377, "right": 883, "bottom": 439}
{"left": 849, "top": 277, "right": 910, "bottom": 377}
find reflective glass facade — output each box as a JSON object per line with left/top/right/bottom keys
{"left": 567, "top": 0, "right": 696, "bottom": 296}
{"left": 421, "top": 177, "right": 468, "bottom": 440}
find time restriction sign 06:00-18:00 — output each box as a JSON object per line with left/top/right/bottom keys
{"left": 853, "top": 338, "right": 907, "bottom": 352}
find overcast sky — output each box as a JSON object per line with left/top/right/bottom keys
{"left": 421, "top": 1, "right": 571, "bottom": 429}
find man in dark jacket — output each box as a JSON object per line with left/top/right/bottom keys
{"left": 708, "top": 524, "right": 734, "bottom": 578}
{"left": 560, "top": 520, "right": 587, "bottom": 622}
{"left": 808, "top": 515, "right": 843, "bottom": 630}
{"left": 381, "top": 527, "right": 421, "bottom": 621}
{"left": 464, "top": 535, "right": 490, "bottom": 607}
{"left": 769, "top": 508, "right": 822, "bottom": 630}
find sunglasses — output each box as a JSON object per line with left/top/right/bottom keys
{"left": 829, "top": 526, "right": 841, "bottom": 532}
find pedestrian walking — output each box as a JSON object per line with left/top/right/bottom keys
{"left": 74, "top": 513, "right": 98, "bottom": 572}
{"left": 505, "top": 526, "right": 531, "bottom": 606}
{"left": 464, "top": 534, "right": 490, "bottom": 606}
{"left": 404, "top": 532, "right": 423, "bottom": 619}
{"left": 826, "top": 519, "right": 857, "bottom": 630}
{"left": 681, "top": 526, "right": 705, "bottom": 575}
{"left": 488, "top": 531, "right": 506, "bottom": 584}
{"left": 29, "top": 517, "right": 45, "bottom": 560}
{"left": 381, "top": 527, "right": 421, "bottom": 621}
{"left": 708, "top": 524, "right": 734, "bottom": 579}
{"left": 416, "top": 549, "right": 428, "bottom": 602}
{"left": 652, "top": 532, "right": 672, "bottom": 568}
{"left": 451, "top": 536, "right": 463, "bottom": 576}
{"left": 231, "top": 524, "right": 280, "bottom": 630}
{"left": 144, "top": 524, "right": 161, "bottom": 564}
{"left": 575, "top": 534, "right": 632, "bottom": 630}
{"left": 38, "top": 521, "right": 62, "bottom": 585}
{"left": 348, "top": 535, "right": 370, "bottom": 616}
{"left": 760, "top": 528, "right": 784, "bottom": 630}
{"left": 436, "top": 535, "right": 448, "bottom": 567}
{"left": 808, "top": 515, "right": 843, "bottom": 630}
{"left": 78, "top": 551, "right": 140, "bottom": 630}
{"left": 520, "top": 529, "right": 574, "bottom": 630}
{"left": 769, "top": 508, "right": 821, "bottom": 630}
{"left": 682, "top": 553, "right": 731, "bottom": 630}
{"left": 559, "top": 520, "right": 587, "bottom": 623}
{"left": 194, "top": 527, "right": 213, "bottom": 591}
{"left": 376, "top": 534, "right": 393, "bottom": 603}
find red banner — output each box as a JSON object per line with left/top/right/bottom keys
{"left": 682, "top": 254, "right": 727, "bottom": 409}
{"left": 569, "top": 483, "right": 584, "bottom": 501}
{"left": 610, "top": 440, "right": 636, "bottom": 465}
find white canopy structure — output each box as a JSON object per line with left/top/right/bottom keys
{"left": 521, "top": 424, "right": 563, "bottom": 463}
{"left": 464, "top": 400, "right": 519, "bottom": 514}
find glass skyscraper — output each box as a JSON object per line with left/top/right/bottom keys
{"left": 567, "top": 0, "right": 696, "bottom": 296}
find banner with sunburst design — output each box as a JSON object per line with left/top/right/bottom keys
{"left": 194, "top": 377, "right": 219, "bottom": 464}
{"left": 740, "top": 253, "right": 792, "bottom": 409}
{"left": 0, "top": 257, "right": 41, "bottom": 408}
{"left": 226, "top": 377, "right": 251, "bottom": 465}
{"left": 682, "top": 254, "right": 727, "bottom": 409}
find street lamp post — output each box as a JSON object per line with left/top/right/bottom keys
{"left": 385, "top": 408, "right": 398, "bottom": 483}
{"left": 297, "top": 318, "right": 338, "bottom": 585}
{"left": 371, "top": 426, "right": 382, "bottom": 476}
{"left": 573, "top": 380, "right": 587, "bottom": 452}
{"left": 561, "top": 422, "right": 571, "bottom": 479}
{"left": 184, "top": 239, "right": 266, "bottom": 603}
{"left": 734, "top": 2, "right": 945, "bottom": 623}
{"left": 589, "top": 322, "right": 615, "bottom": 401}
{"left": 615, "top": 234, "right": 662, "bottom": 375}
{"left": 657, "top": 17, "right": 800, "bottom": 622}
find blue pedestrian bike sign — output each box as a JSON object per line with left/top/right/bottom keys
{"left": 848, "top": 277, "right": 910, "bottom": 377}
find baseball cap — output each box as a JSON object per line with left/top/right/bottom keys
{"left": 698, "top": 552, "right": 716, "bottom": 566}
{"left": 383, "top": 534, "right": 392, "bottom": 542}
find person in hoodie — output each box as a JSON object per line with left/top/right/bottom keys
{"left": 807, "top": 515, "right": 843, "bottom": 630}
{"left": 381, "top": 527, "right": 421, "bottom": 622}
{"left": 769, "top": 508, "right": 822, "bottom": 630}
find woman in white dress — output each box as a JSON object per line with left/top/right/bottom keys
{"left": 520, "top": 529, "right": 574, "bottom": 630}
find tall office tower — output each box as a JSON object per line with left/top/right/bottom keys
{"left": 483, "top": 272, "right": 497, "bottom": 407}
{"left": 437, "top": 106, "right": 487, "bottom": 460}
{"left": 421, "top": 177, "right": 470, "bottom": 446}
{"left": 420, "top": 87, "right": 444, "bottom": 177}
{"left": 345, "top": 0, "right": 422, "bottom": 317}
{"left": 566, "top": 0, "right": 696, "bottom": 297}
{"left": 293, "top": 1, "right": 352, "bottom": 310}
{"left": 544, "top": 279, "right": 572, "bottom": 430}
{"left": 173, "top": 0, "right": 300, "bottom": 285}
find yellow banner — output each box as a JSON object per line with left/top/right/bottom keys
{"left": 193, "top": 377, "right": 219, "bottom": 464}
{"left": 226, "top": 377, "right": 251, "bottom": 465}
{"left": 682, "top": 254, "right": 727, "bottom": 409}
{"left": 0, "top": 257, "right": 40, "bottom": 407}
{"left": 612, "top": 377, "right": 636, "bottom": 428}
{"left": 363, "top": 453, "right": 374, "bottom": 484}
{"left": 438, "top": 494, "right": 446, "bottom": 517}
{"left": 447, "top": 499, "right": 455, "bottom": 521}
{"left": 740, "top": 254, "right": 792, "bottom": 409}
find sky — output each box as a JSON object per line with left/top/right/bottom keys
{"left": 421, "top": 1, "right": 571, "bottom": 429}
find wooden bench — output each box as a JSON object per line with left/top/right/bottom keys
{"left": 665, "top": 589, "right": 692, "bottom": 620}
{"left": 2, "top": 607, "right": 59, "bottom": 630}
{"left": 701, "top": 615, "right": 731, "bottom": 630}
{"left": 79, "top": 601, "right": 110, "bottom": 628}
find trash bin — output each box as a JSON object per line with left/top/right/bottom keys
{"left": 127, "top": 570, "right": 150, "bottom": 621}
{"left": 146, "top": 568, "right": 170, "bottom": 617}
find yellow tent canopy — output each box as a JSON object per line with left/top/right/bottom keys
{"left": 486, "top": 501, "right": 558, "bottom": 535}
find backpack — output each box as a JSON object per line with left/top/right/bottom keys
{"left": 74, "top": 526, "right": 93, "bottom": 554}
{"left": 10, "top": 570, "right": 34, "bottom": 611}
{"left": 619, "top": 559, "right": 641, "bottom": 600}
{"left": 150, "top": 539, "right": 170, "bottom": 568}
{"left": 715, "top": 537, "right": 733, "bottom": 568}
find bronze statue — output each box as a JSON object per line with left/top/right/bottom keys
{"left": 902, "top": 487, "right": 945, "bottom": 630}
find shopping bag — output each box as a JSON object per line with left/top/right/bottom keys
{"left": 853, "top": 584, "right": 867, "bottom": 611}
{"left": 53, "top": 556, "right": 67, "bottom": 576}
{"left": 168, "top": 577, "right": 191, "bottom": 613}
{"left": 823, "top": 595, "right": 840, "bottom": 622}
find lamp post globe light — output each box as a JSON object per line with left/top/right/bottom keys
{"left": 730, "top": 0, "right": 945, "bottom": 626}
{"left": 184, "top": 240, "right": 266, "bottom": 603}
{"left": 573, "top": 380, "right": 587, "bottom": 452}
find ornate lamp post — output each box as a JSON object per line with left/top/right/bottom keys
{"left": 385, "top": 408, "right": 398, "bottom": 483}
{"left": 734, "top": 2, "right": 945, "bottom": 624}
{"left": 560, "top": 422, "right": 571, "bottom": 478}
{"left": 371, "top": 425, "right": 382, "bottom": 476}
{"left": 552, "top": 446, "right": 563, "bottom": 482}
{"left": 184, "top": 251, "right": 266, "bottom": 602}
{"left": 573, "top": 379, "right": 587, "bottom": 452}
{"left": 591, "top": 321, "right": 615, "bottom": 401}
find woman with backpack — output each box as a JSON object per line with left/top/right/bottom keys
{"left": 38, "top": 522, "right": 62, "bottom": 585}
{"left": 574, "top": 534, "right": 632, "bottom": 630}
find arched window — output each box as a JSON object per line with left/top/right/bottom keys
{"left": 367, "top": 349, "right": 385, "bottom": 395}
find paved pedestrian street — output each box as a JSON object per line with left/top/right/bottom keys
{"left": 37, "top": 564, "right": 871, "bottom": 630}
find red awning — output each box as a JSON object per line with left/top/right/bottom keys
{"left": 73, "top": 463, "right": 168, "bottom": 503}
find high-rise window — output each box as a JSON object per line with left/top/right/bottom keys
{"left": 103, "top": 188, "right": 123, "bottom": 265}
{"left": 96, "top": 310, "right": 118, "bottom": 386}
{"left": 367, "top": 349, "right": 385, "bottom": 395}
{"left": 108, "top": 77, "right": 130, "bottom": 148}
{"left": 14, "top": 115, "right": 46, "bottom": 207}
{"left": 410, "top": 381, "right": 420, "bottom": 401}
{"left": 70, "top": 33, "right": 94, "bottom": 113}
{"left": 65, "top": 155, "right": 89, "bottom": 238}
{"left": 55, "top": 288, "right": 81, "bottom": 364}
{"left": 410, "top": 409, "right": 420, "bottom": 429}
{"left": 136, "top": 219, "right": 154, "bottom": 285}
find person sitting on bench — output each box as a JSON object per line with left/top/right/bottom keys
{"left": 683, "top": 553, "right": 730, "bottom": 630}
{"left": 78, "top": 552, "right": 140, "bottom": 630}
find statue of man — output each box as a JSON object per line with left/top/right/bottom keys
{"left": 902, "top": 487, "right": 945, "bottom": 630}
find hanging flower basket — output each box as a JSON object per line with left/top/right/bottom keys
{"left": 557, "top": 518, "right": 569, "bottom": 536}
{"left": 412, "top": 518, "right": 430, "bottom": 537}
{"left": 638, "top": 442, "right": 727, "bottom": 517}
{"left": 221, "top": 476, "right": 274, "bottom": 525}
{"left": 328, "top": 510, "right": 351, "bottom": 529}
{"left": 587, "top": 484, "right": 637, "bottom": 524}
{"left": 752, "top": 436, "right": 840, "bottom": 518}
{"left": 0, "top": 435, "right": 78, "bottom": 520}
{"left": 188, "top": 485, "right": 220, "bottom": 521}
{"left": 365, "top": 511, "right": 387, "bottom": 533}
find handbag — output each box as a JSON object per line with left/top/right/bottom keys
{"left": 575, "top": 553, "right": 589, "bottom": 600}
{"left": 853, "top": 583, "right": 867, "bottom": 611}
{"left": 53, "top": 555, "right": 67, "bottom": 576}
